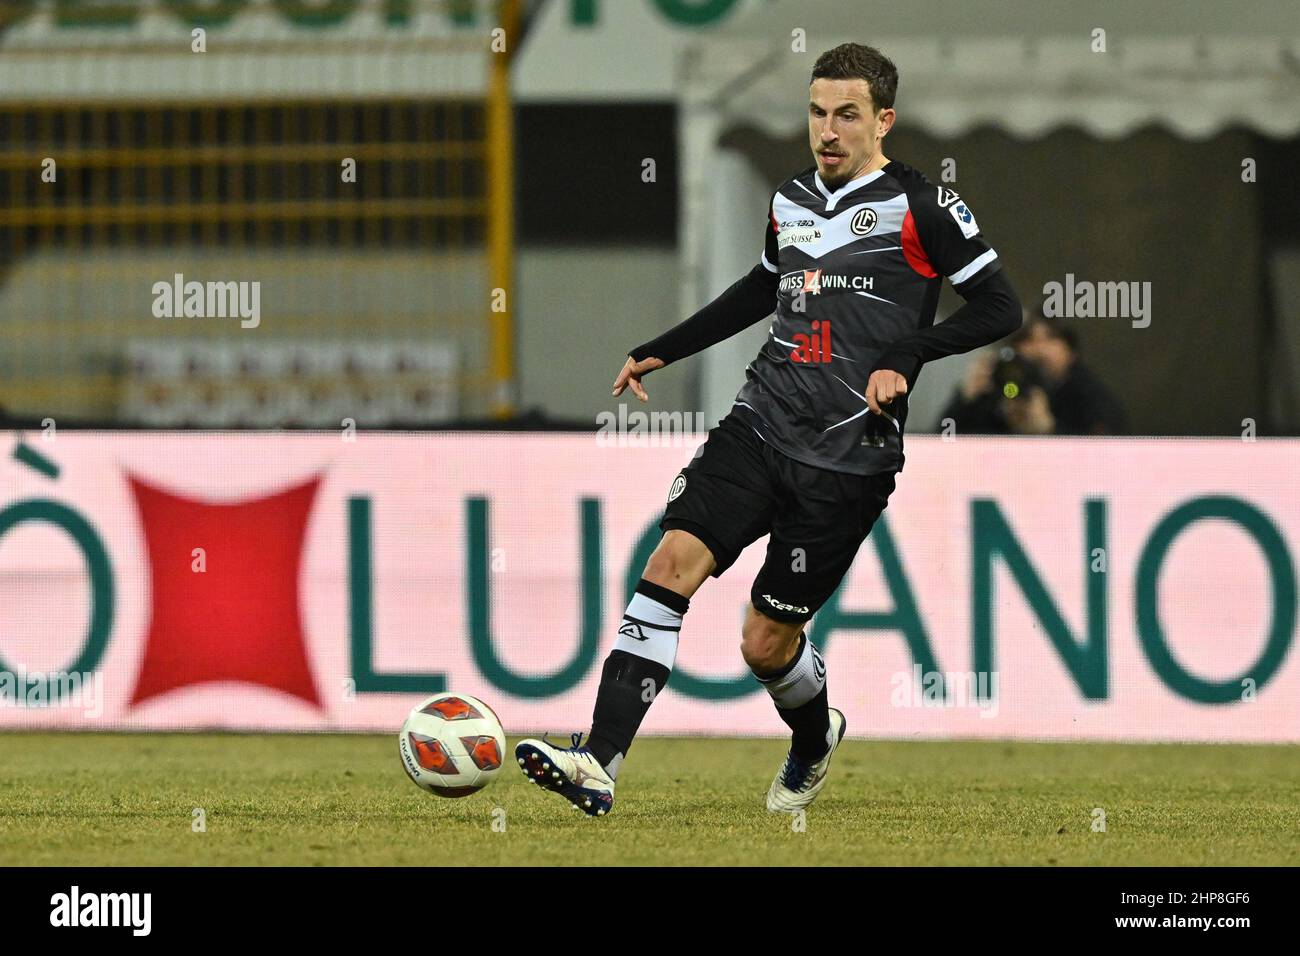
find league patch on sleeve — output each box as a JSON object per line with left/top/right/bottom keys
{"left": 949, "top": 201, "right": 980, "bottom": 239}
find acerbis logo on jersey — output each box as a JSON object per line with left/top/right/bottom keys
{"left": 850, "top": 206, "right": 877, "bottom": 236}
{"left": 777, "top": 216, "right": 822, "bottom": 249}
{"left": 935, "top": 186, "right": 961, "bottom": 208}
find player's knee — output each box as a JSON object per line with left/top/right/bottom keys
{"left": 740, "top": 611, "right": 801, "bottom": 674}
{"left": 642, "top": 531, "right": 713, "bottom": 593}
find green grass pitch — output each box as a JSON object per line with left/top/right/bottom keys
{"left": 1, "top": 734, "right": 1296, "bottom": 866}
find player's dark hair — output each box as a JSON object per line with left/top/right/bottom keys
{"left": 810, "top": 43, "right": 898, "bottom": 112}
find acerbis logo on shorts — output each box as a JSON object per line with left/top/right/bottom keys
{"left": 761, "top": 593, "right": 810, "bottom": 615}
{"left": 667, "top": 474, "right": 686, "bottom": 502}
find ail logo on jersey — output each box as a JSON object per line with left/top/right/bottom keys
{"left": 790, "top": 319, "right": 833, "bottom": 364}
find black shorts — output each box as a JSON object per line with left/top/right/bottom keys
{"left": 660, "top": 412, "right": 896, "bottom": 624}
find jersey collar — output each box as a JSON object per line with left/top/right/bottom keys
{"left": 814, "top": 167, "right": 885, "bottom": 212}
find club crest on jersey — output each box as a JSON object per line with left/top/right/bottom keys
{"left": 850, "top": 207, "right": 878, "bottom": 236}
{"left": 790, "top": 319, "right": 833, "bottom": 364}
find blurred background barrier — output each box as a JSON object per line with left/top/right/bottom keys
{"left": 1, "top": 432, "right": 1296, "bottom": 739}
{"left": 1, "top": 0, "right": 1297, "bottom": 434}
{"left": 0, "top": 0, "right": 518, "bottom": 424}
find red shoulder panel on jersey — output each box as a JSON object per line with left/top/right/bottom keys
{"left": 901, "top": 209, "right": 937, "bottom": 278}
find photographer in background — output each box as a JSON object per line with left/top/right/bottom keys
{"left": 941, "top": 313, "right": 1127, "bottom": 435}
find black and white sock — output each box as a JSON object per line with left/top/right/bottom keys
{"left": 587, "top": 578, "right": 686, "bottom": 778}
{"left": 753, "top": 631, "right": 832, "bottom": 762}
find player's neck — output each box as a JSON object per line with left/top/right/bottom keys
{"left": 823, "top": 152, "right": 890, "bottom": 192}
{"left": 854, "top": 151, "right": 890, "bottom": 180}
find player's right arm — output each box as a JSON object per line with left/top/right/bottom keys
{"left": 864, "top": 184, "right": 1021, "bottom": 414}
{"left": 613, "top": 197, "right": 780, "bottom": 401}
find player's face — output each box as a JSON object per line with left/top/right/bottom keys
{"left": 808, "top": 78, "right": 892, "bottom": 188}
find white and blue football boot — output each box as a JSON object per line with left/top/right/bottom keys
{"left": 765, "top": 707, "right": 848, "bottom": 813}
{"left": 515, "top": 732, "right": 615, "bottom": 817}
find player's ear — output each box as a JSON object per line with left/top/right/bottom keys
{"left": 876, "top": 107, "right": 896, "bottom": 139}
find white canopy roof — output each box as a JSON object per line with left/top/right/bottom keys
{"left": 680, "top": 0, "right": 1300, "bottom": 140}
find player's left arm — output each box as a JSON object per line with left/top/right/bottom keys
{"left": 865, "top": 187, "right": 1022, "bottom": 414}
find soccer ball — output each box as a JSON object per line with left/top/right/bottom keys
{"left": 398, "top": 692, "right": 507, "bottom": 797}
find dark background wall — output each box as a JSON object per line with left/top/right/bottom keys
{"left": 727, "top": 124, "right": 1299, "bottom": 437}
{"left": 513, "top": 102, "right": 1299, "bottom": 436}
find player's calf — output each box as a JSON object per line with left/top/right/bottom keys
{"left": 744, "top": 609, "right": 834, "bottom": 766}
{"left": 515, "top": 561, "right": 704, "bottom": 816}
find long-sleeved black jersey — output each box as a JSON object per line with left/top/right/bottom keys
{"left": 631, "top": 159, "right": 1021, "bottom": 475}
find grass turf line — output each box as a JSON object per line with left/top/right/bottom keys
{"left": 1, "top": 734, "right": 1296, "bottom": 866}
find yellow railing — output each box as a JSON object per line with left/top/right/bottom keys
{"left": 0, "top": 53, "right": 515, "bottom": 423}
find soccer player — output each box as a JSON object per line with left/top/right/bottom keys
{"left": 516, "top": 43, "right": 1022, "bottom": 816}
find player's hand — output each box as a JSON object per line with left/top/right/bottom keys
{"left": 866, "top": 369, "right": 908, "bottom": 415}
{"left": 612, "top": 355, "right": 664, "bottom": 403}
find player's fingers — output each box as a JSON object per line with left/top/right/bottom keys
{"left": 629, "top": 375, "right": 649, "bottom": 402}
{"left": 877, "top": 372, "right": 899, "bottom": 406}
{"left": 611, "top": 360, "right": 632, "bottom": 396}
{"left": 866, "top": 377, "right": 882, "bottom": 414}
{"left": 894, "top": 374, "right": 908, "bottom": 395}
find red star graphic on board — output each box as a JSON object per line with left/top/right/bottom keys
{"left": 126, "top": 474, "right": 323, "bottom": 709}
